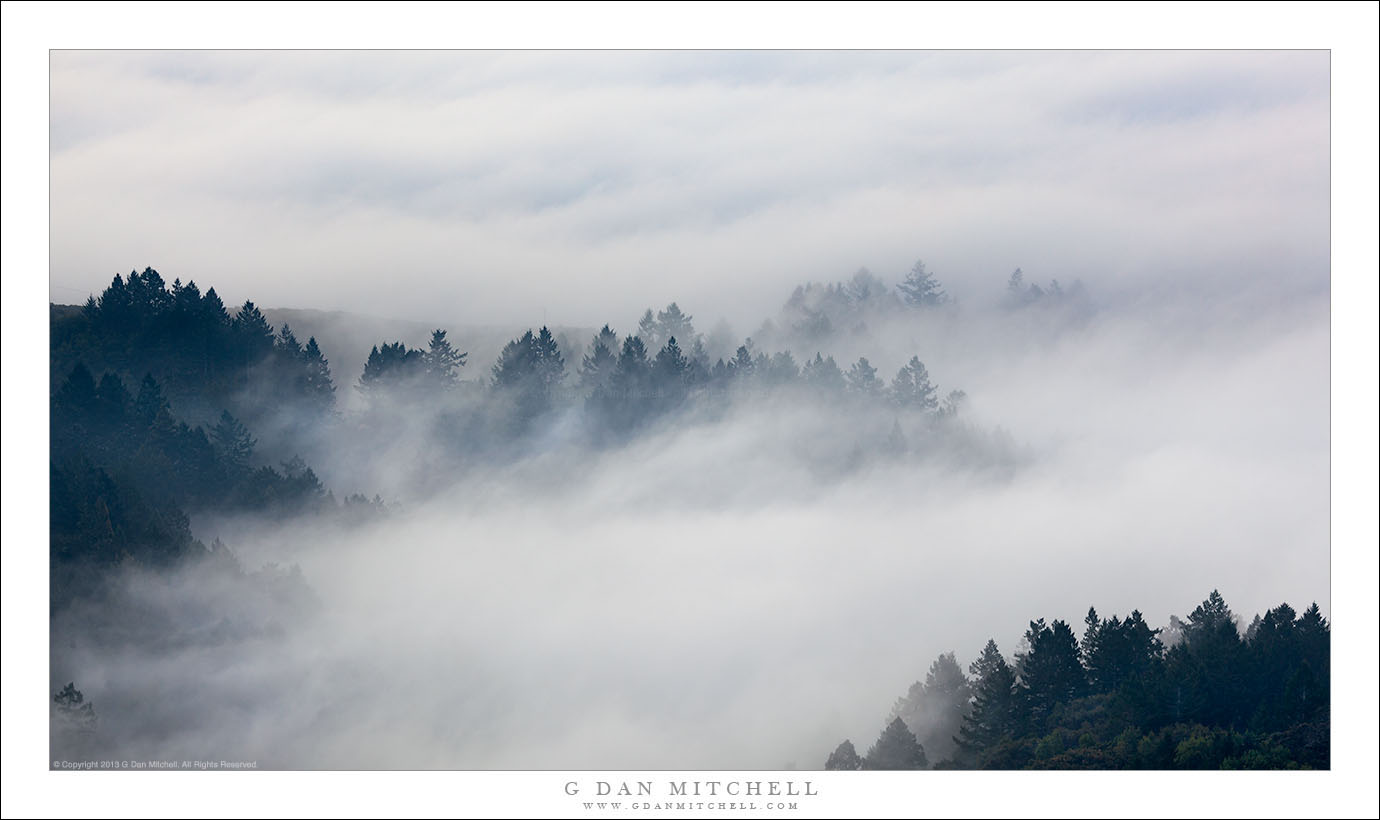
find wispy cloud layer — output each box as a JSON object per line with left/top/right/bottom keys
{"left": 50, "top": 50, "right": 1327, "bottom": 328}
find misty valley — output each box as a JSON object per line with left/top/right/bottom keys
{"left": 49, "top": 262, "right": 1329, "bottom": 770}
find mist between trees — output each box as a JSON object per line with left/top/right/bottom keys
{"left": 48, "top": 258, "right": 1328, "bottom": 769}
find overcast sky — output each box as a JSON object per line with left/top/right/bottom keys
{"left": 50, "top": 50, "right": 1329, "bottom": 330}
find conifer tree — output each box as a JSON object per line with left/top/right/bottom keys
{"left": 825, "top": 739, "right": 863, "bottom": 770}
{"left": 896, "top": 259, "right": 948, "bottom": 307}
{"left": 865, "top": 716, "right": 928, "bottom": 770}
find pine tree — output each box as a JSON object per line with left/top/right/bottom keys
{"left": 233, "top": 301, "right": 276, "bottom": 361}
{"left": 890, "top": 356, "right": 939, "bottom": 411}
{"left": 728, "top": 343, "right": 756, "bottom": 380}
{"left": 865, "top": 716, "right": 928, "bottom": 770}
{"left": 845, "top": 357, "right": 883, "bottom": 397}
{"left": 423, "top": 329, "right": 467, "bottom": 386}
{"left": 94, "top": 372, "right": 132, "bottom": 425}
{"left": 212, "top": 410, "right": 256, "bottom": 469}
{"left": 201, "top": 288, "right": 230, "bottom": 327}
{"left": 580, "top": 327, "right": 618, "bottom": 392}
{"left": 653, "top": 336, "right": 688, "bottom": 382}
{"left": 956, "top": 639, "right": 1018, "bottom": 761}
{"left": 276, "top": 323, "right": 304, "bottom": 358}
{"left": 302, "top": 337, "right": 336, "bottom": 408}
{"left": 802, "top": 353, "right": 845, "bottom": 393}
{"left": 360, "top": 341, "right": 424, "bottom": 394}
{"left": 656, "top": 302, "right": 696, "bottom": 347}
{"left": 896, "top": 259, "right": 948, "bottom": 307}
{"left": 533, "top": 326, "right": 565, "bottom": 391}
{"left": 1017, "top": 619, "right": 1086, "bottom": 731}
{"left": 55, "top": 363, "right": 98, "bottom": 413}
{"left": 134, "top": 374, "right": 171, "bottom": 426}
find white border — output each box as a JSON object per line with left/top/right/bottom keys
{"left": 4, "top": 3, "right": 1377, "bottom": 818}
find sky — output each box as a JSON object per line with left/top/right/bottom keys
{"left": 48, "top": 49, "right": 1331, "bottom": 331}
{"left": 8, "top": 4, "right": 1380, "bottom": 818}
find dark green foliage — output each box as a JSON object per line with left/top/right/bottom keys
{"left": 1083, "top": 609, "right": 1163, "bottom": 694}
{"left": 302, "top": 337, "right": 336, "bottom": 408}
{"left": 492, "top": 326, "right": 566, "bottom": 429}
{"left": 865, "top": 716, "right": 928, "bottom": 770}
{"left": 1017, "top": 619, "right": 1088, "bottom": 732}
{"left": 955, "top": 639, "right": 1019, "bottom": 761}
{"left": 50, "top": 270, "right": 336, "bottom": 423}
{"left": 360, "top": 341, "right": 426, "bottom": 393}
{"left": 212, "top": 410, "right": 257, "bottom": 470}
{"left": 233, "top": 300, "right": 275, "bottom": 361}
{"left": 835, "top": 592, "right": 1328, "bottom": 770}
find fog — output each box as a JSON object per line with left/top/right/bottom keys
{"left": 49, "top": 277, "right": 1329, "bottom": 768}
{"left": 49, "top": 50, "right": 1328, "bottom": 331}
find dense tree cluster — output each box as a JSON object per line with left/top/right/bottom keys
{"left": 825, "top": 591, "right": 1329, "bottom": 770}
{"left": 51, "top": 269, "right": 337, "bottom": 425}
{"left": 53, "top": 271, "right": 975, "bottom": 611}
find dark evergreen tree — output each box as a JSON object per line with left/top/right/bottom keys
{"left": 613, "top": 335, "right": 650, "bottom": 395}
{"left": 890, "top": 356, "right": 939, "bottom": 412}
{"left": 727, "top": 343, "right": 756, "bottom": 381}
{"left": 360, "top": 341, "right": 425, "bottom": 394}
{"left": 201, "top": 287, "right": 230, "bottom": 327}
{"left": 865, "top": 716, "right": 928, "bottom": 770}
{"left": 276, "top": 323, "right": 304, "bottom": 358}
{"left": 55, "top": 363, "right": 98, "bottom": 414}
{"left": 533, "top": 326, "right": 566, "bottom": 393}
{"left": 212, "top": 410, "right": 256, "bottom": 470}
{"left": 94, "top": 372, "right": 132, "bottom": 425}
{"left": 1017, "top": 619, "right": 1087, "bottom": 732}
{"left": 580, "top": 326, "right": 619, "bottom": 392}
{"left": 133, "top": 374, "right": 171, "bottom": 427}
{"left": 302, "top": 337, "right": 336, "bottom": 408}
{"left": 423, "top": 329, "right": 467, "bottom": 388}
{"left": 232, "top": 301, "right": 276, "bottom": 362}
{"left": 956, "top": 639, "right": 1019, "bottom": 760}
{"left": 652, "top": 336, "right": 689, "bottom": 386}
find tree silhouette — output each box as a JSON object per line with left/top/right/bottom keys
{"left": 890, "top": 356, "right": 939, "bottom": 412}
{"left": 865, "top": 716, "right": 928, "bottom": 770}
{"left": 896, "top": 259, "right": 948, "bottom": 307}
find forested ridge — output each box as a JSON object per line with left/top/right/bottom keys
{"left": 50, "top": 263, "right": 982, "bottom": 601}
{"left": 826, "top": 591, "right": 1329, "bottom": 770}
